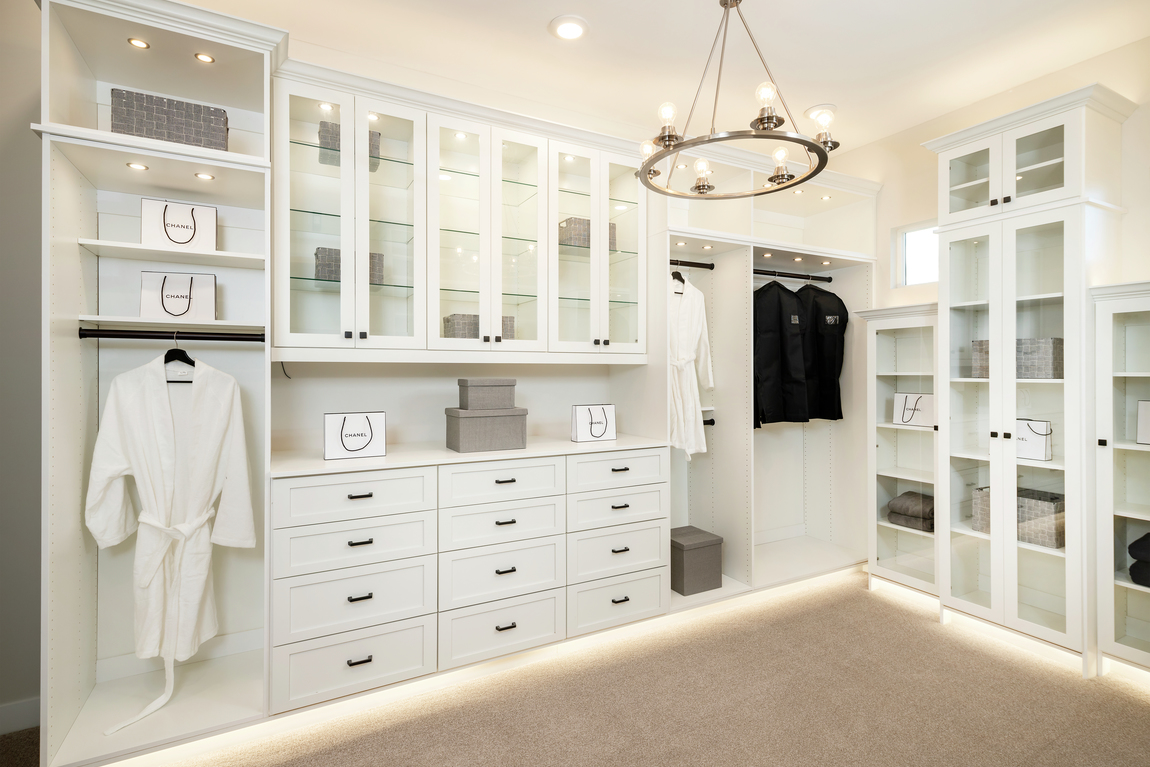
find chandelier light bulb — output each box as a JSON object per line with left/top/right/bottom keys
{"left": 640, "top": 140, "right": 656, "bottom": 160}
{"left": 693, "top": 158, "right": 710, "bottom": 177}
{"left": 755, "top": 82, "right": 778, "bottom": 107}
{"left": 814, "top": 109, "right": 834, "bottom": 129}
{"left": 658, "top": 102, "right": 678, "bottom": 128}
{"left": 772, "top": 147, "right": 789, "bottom": 165}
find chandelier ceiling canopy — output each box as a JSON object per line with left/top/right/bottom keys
{"left": 638, "top": 0, "right": 841, "bottom": 200}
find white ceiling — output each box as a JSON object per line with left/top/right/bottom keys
{"left": 196, "top": 0, "right": 1150, "bottom": 154}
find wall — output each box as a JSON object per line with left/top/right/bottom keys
{"left": 830, "top": 35, "right": 1150, "bottom": 309}
{"left": 0, "top": 0, "right": 43, "bottom": 735}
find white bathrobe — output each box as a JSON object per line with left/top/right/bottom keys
{"left": 85, "top": 355, "right": 254, "bottom": 732}
{"left": 669, "top": 276, "right": 714, "bottom": 459}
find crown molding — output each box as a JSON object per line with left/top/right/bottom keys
{"left": 857, "top": 303, "right": 938, "bottom": 320}
{"left": 1091, "top": 281, "right": 1150, "bottom": 302}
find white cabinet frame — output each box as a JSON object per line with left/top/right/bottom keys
{"left": 548, "top": 139, "right": 603, "bottom": 353}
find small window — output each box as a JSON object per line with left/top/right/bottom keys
{"left": 894, "top": 221, "right": 939, "bottom": 287}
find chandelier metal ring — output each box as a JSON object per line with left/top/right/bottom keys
{"left": 639, "top": 130, "right": 829, "bottom": 200}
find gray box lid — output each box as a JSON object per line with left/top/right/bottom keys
{"left": 458, "top": 378, "right": 516, "bottom": 387}
{"left": 445, "top": 407, "right": 528, "bottom": 418}
{"left": 671, "top": 525, "right": 724, "bottom": 550}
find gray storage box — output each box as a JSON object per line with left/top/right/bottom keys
{"left": 111, "top": 88, "right": 228, "bottom": 151}
{"left": 1017, "top": 338, "right": 1064, "bottom": 379}
{"left": 972, "top": 340, "right": 990, "bottom": 379}
{"left": 314, "top": 248, "right": 384, "bottom": 284}
{"left": 971, "top": 486, "right": 991, "bottom": 534}
{"left": 319, "top": 120, "right": 381, "bottom": 171}
{"left": 445, "top": 407, "right": 527, "bottom": 452}
{"left": 558, "top": 216, "right": 617, "bottom": 251}
{"left": 671, "top": 525, "right": 723, "bottom": 596}
{"left": 443, "top": 313, "right": 518, "bottom": 340}
{"left": 458, "top": 378, "right": 516, "bottom": 410}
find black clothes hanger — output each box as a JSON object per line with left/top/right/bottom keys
{"left": 671, "top": 270, "right": 685, "bottom": 284}
{"left": 164, "top": 331, "right": 195, "bottom": 383}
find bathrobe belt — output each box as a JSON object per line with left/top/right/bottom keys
{"left": 135, "top": 509, "right": 215, "bottom": 589}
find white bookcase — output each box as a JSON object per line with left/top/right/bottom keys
{"left": 860, "top": 305, "right": 939, "bottom": 594}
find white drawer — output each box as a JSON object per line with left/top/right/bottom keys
{"left": 438, "top": 588, "right": 566, "bottom": 671}
{"left": 566, "top": 448, "right": 670, "bottom": 493}
{"left": 272, "top": 467, "right": 437, "bottom": 529}
{"left": 272, "top": 556, "right": 437, "bottom": 646}
{"left": 438, "top": 456, "right": 565, "bottom": 508}
{"left": 439, "top": 496, "right": 565, "bottom": 551}
{"left": 567, "top": 567, "right": 669, "bottom": 638}
{"left": 270, "top": 615, "right": 436, "bottom": 714}
{"left": 438, "top": 535, "right": 566, "bottom": 611}
{"left": 567, "top": 519, "right": 669, "bottom": 585}
{"left": 272, "top": 511, "right": 436, "bottom": 579}
{"left": 567, "top": 484, "right": 669, "bottom": 532}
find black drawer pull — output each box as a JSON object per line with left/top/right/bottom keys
{"left": 611, "top": 467, "right": 630, "bottom": 473}
{"left": 611, "top": 596, "right": 630, "bottom": 605}
{"left": 495, "top": 567, "right": 517, "bottom": 575}
{"left": 346, "top": 655, "right": 373, "bottom": 667}
{"left": 611, "top": 503, "right": 630, "bottom": 510}
{"left": 1004, "top": 432, "right": 1012, "bottom": 439}
{"left": 611, "top": 547, "right": 630, "bottom": 554}
{"left": 495, "top": 519, "right": 517, "bottom": 526}
{"left": 347, "top": 538, "right": 374, "bottom": 547}
{"left": 347, "top": 492, "right": 374, "bottom": 500}
{"left": 990, "top": 431, "right": 998, "bottom": 438}
{"left": 347, "top": 592, "right": 374, "bottom": 603}
{"left": 496, "top": 622, "right": 517, "bottom": 632}
{"left": 495, "top": 478, "right": 517, "bottom": 485}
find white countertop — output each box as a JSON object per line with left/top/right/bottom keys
{"left": 270, "top": 433, "right": 669, "bottom": 479}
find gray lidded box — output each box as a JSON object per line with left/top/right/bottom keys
{"left": 445, "top": 407, "right": 527, "bottom": 452}
{"left": 458, "top": 378, "right": 516, "bottom": 410}
{"left": 671, "top": 525, "right": 724, "bottom": 596}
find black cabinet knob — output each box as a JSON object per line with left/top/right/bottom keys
{"left": 594, "top": 339, "right": 601, "bottom": 345}
{"left": 1003, "top": 195, "right": 1012, "bottom": 203}
{"left": 603, "top": 339, "right": 610, "bottom": 346}
{"left": 1100, "top": 439, "right": 1108, "bottom": 447}
{"left": 1004, "top": 432, "right": 1012, "bottom": 439}
{"left": 495, "top": 335, "right": 502, "bottom": 342}
{"left": 990, "top": 431, "right": 998, "bottom": 438}
{"left": 344, "top": 331, "right": 353, "bottom": 338}
{"left": 483, "top": 335, "right": 490, "bottom": 342}
{"left": 359, "top": 331, "right": 367, "bottom": 339}
{"left": 990, "top": 199, "right": 999, "bottom": 206}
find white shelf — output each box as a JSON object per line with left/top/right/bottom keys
{"left": 875, "top": 466, "right": 934, "bottom": 484}
{"left": 1017, "top": 292, "right": 1064, "bottom": 305}
{"left": 1114, "top": 440, "right": 1150, "bottom": 453}
{"left": 877, "top": 422, "right": 934, "bottom": 432}
{"left": 1116, "top": 568, "right": 1150, "bottom": 594}
{"left": 78, "top": 239, "right": 265, "bottom": 270}
{"left": 950, "top": 299, "right": 989, "bottom": 308}
{"left": 1016, "top": 603, "right": 1067, "bottom": 633}
{"left": 1115, "top": 503, "right": 1150, "bottom": 522}
{"left": 1114, "top": 372, "right": 1150, "bottom": 378}
{"left": 1016, "top": 456, "right": 1065, "bottom": 470}
{"left": 877, "top": 513, "right": 934, "bottom": 538}
{"left": 753, "top": 537, "right": 864, "bottom": 590}
{"left": 949, "top": 176, "right": 990, "bottom": 192}
{"left": 950, "top": 449, "right": 990, "bottom": 463}
{"left": 1017, "top": 540, "right": 1065, "bottom": 558}
{"left": 871, "top": 561, "right": 936, "bottom": 590}
{"left": 1016, "top": 157, "right": 1065, "bottom": 175}
{"left": 876, "top": 371, "right": 933, "bottom": 377}
{"left": 950, "top": 378, "right": 989, "bottom": 383}
{"left": 1016, "top": 378, "right": 1064, "bottom": 384}
{"left": 952, "top": 588, "right": 993, "bottom": 610}
{"left": 35, "top": 122, "right": 269, "bottom": 169}
{"left": 272, "top": 346, "right": 648, "bottom": 366}
{"left": 668, "top": 575, "right": 752, "bottom": 613}
{"left": 952, "top": 519, "right": 991, "bottom": 541}
{"left": 78, "top": 315, "right": 265, "bottom": 333}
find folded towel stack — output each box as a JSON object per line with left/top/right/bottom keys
{"left": 1129, "top": 533, "right": 1150, "bottom": 587}
{"left": 886, "top": 491, "right": 935, "bottom": 533}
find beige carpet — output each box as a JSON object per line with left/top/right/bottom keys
{"left": 150, "top": 572, "right": 1150, "bottom": 767}
{"left": 0, "top": 728, "right": 37, "bottom": 767}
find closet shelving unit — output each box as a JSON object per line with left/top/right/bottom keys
{"left": 859, "top": 305, "right": 939, "bottom": 594}
{"left": 38, "top": 2, "right": 285, "bottom": 766}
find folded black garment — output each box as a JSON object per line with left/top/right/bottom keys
{"left": 887, "top": 491, "right": 935, "bottom": 520}
{"left": 1130, "top": 560, "right": 1150, "bottom": 588}
{"left": 887, "top": 510, "right": 934, "bottom": 533}
{"left": 1129, "top": 533, "right": 1150, "bottom": 563}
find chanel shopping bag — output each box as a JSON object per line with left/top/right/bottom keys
{"left": 140, "top": 271, "right": 217, "bottom": 322}
{"left": 141, "top": 199, "right": 218, "bottom": 251}
{"left": 571, "top": 404, "right": 617, "bottom": 442}
{"left": 1016, "top": 418, "right": 1053, "bottom": 461}
{"left": 893, "top": 393, "right": 934, "bottom": 428}
{"left": 324, "top": 412, "right": 387, "bottom": 460}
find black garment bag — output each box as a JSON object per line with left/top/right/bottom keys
{"left": 796, "top": 284, "right": 849, "bottom": 420}
{"left": 753, "top": 281, "right": 808, "bottom": 425}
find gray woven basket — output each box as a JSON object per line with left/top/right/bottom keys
{"left": 111, "top": 88, "right": 228, "bottom": 151}
{"left": 319, "top": 120, "right": 381, "bottom": 171}
{"left": 969, "top": 486, "right": 1065, "bottom": 549}
{"left": 971, "top": 486, "right": 991, "bottom": 534}
{"left": 1017, "top": 338, "right": 1064, "bottom": 379}
{"left": 314, "top": 248, "right": 384, "bottom": 284}
{"left": 558, "top": 217, "right": 617, "bottom": 251}
{"left": 972, "top": 340, "right": 990, "bottom": 379}
{"left": 442, "top": 314, "right": 517, "bottom": 340}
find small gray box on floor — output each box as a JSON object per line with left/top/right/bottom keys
{"left": 671, "top": 525, "right": 723, "bottom": 596}
{"left": 445, "top": 407, "right": 528, "bottom": 452}
{"left": 458, "top": 378, "right": 517, "bottom": 410}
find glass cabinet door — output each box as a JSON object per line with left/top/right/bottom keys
{"left": 549, "top": 141, "right": 600, "bottom": 352}
{"left": 939, "top": 138, "right": 1002, "bottom": 226}
{"left": 428, "top": 115, "right": 491, "bottom": 350}
{"left": 355, "top": 98, "right": 425, "bottom": 348}
{"left": 275, "top": 82, "right": 356, "bottom": 347}
{"left": 1002, "top": 114, "right": 1081, "bottom": 212}
{"left": 493, "top": 129, "right": 547, "bottom": 351}
{"left": 602, "top": 154, "right": 645, "bottom": 353}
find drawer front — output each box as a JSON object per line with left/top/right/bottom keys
{"left": 272, "top": 556, "right": 437, "bottom": 646}
{"left": 439, "top": 496, "right": 566, "bottom": 551}
{"left": 439, "top": 535, "right": 566, "bottom": 611}
{"left": 270, "top": 615, "right": 436, "bottom": 714}
{"left": 438, "top": 589, "right": 566, "bottom": 671}
{"left": 567, "top": 484, "right": 669, "bottom": 532}
{"left": 438, "top": 456, "right": 565, "bottom": 508}
{"left": 567, "top": 567, "right": 669, "bottom": 638}
{"left": 567, "top": 519, "right": 669, "bottom": 585}
{"left": 272, "top": 467, "right": 437, "bottom": 529}
{"left": 272, "top": 511, "right": 436, "bottom": 579}
{"left": 566, "top": 448, "right": 670, "bottom": 493}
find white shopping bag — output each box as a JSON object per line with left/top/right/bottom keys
{"left": 1016, "top": 419, "right": 1053, "bottom": 461}
{"left": 324, "top": 412, "right": 387, "bottom": 460}
{"left": 1139, "top": 402, "right": 1150, "bottom": 445}
{"left": 893, "top": 393, "right": 934, "bottom": 428}
{"left": 140, "top": 271, "right": 217, "bottom": 322}
{"left": 141, "top": 199, "right": 218, "bottom": 251}
{"left": 571, "top": 404, "right": 617, "bottom": 442}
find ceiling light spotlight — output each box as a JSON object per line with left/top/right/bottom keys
{"left": 793, "top": 189, "right": 804, "bottom": 195}
{"left": 677, "top": 164, "right": 688, "bottom": 170}
{"left": 676, "top": 241, "right": 686, "bottom": 246}
{"left": 822, "top": 261, "right": 831, "bottom": 265}
{"left": 439, "top": 174, "right": 451, "bottom": 181}
{"left": 319, "top": 103, "right": 333, "bottom": 111}
{"left": 126, "top": 162, "right": 148, "bottom": 171}
{"left": 455, "top": 132, "right": 467, "bottom": 140}
{"left": 194, "top": 173, "right": 214, "bottom": 180}
{"left": 763, "top": 253, "right": 772, "bottom": 258}
{"left": 1016, "top": 175, "right": 1023, "bottom": 180}
{"left": 548, "top": 15, "right": 588, "bottom": 40}
{"left": 702, "top": 245, "right": 713, "bottom": 250}
{"left": 821, "top": 195, "right": 831, "bottom": 200}
{"left": 794, "top": 257, "right": 803, "bottom": 262}
{"left": 128, "top": 38, "right": 150, "bottom": 49}
{"left": 194, "top": 53, "right": 215, "bottom": 63}
{"left": 368, "top": 113, "right": 379, "bottom": 121}
{"left": 565, "top": 155, "right": 574, "bottom": 162}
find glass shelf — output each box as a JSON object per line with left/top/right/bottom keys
{"left": 558, "top": 187, "right": 590, "bottom": 198}
{"left": 291, "top": 276, "right": 415, "bottom": 295}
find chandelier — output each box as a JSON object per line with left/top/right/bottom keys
{"left": 638, "top": 0, "right": 840, "bottom": 200}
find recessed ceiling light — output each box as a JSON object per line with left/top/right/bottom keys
{"left": 676, "top": 241, "right": 686, "bottom": 246}
{"left": 194, "top": 173, "right": 214, "bottom": 180}
{"left": 549, "top": 15, "right": 588, "bottom": 40}
{"left": 793, "top": 189, "right": 803, "bottom": 195}
{"left": 319, "top": 103, "right": 333, "bottom": 111}
{"left": 973, "top": 241, "right": 979, "bottom": 245}
{"left": 194, "top": 53, "right": 214, "bottom": 63}
{"left": 822, "top": 261, "right": 831, "bottom": 265}
{"left": 565, "top": 155, "right": 574, "bottom": 162}
{"left": 763, "top": 253, "right": 772, "bottom": 258}
{"left": 128, "top": 38, "right": 149, "bottom": 49}
{"left": 126, "top": 162, "right": 148, "bottom": 171}
{"left": 457, "top": 247, "right": 462, "bottom": 253}
{"left": 455, "top": 132, "right": 467, "bottom": 140}
{"left": 702, "top": 245, "right": 712, "bottom": 250}
{"left": 1016, "top": 175, "right": 1023, "bottom": 180}
{"left": 677, "top": 164, "right": 688, "bottom": 169}
{"left": 794, "top": 257, "right": 803, "bottom": 262}
{"left": 368, "top": 113, "right": 379, "bottom": 121}
{"left": 821, "top": 195, "right": 831, "bottom": 200}
{"left": 615, "top": 204, "right": 627, "bottom": 210}
{"left": 440, "top": 174, "right": 451, "bottom": 181}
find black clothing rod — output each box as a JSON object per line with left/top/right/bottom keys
{"left": 79, "top": 328, "right": 266, "bottom": 343}
{"left": 669, "top": 259, "right": 715, "bottom": 270}
{"left": 703, "top": 418, "right": 716, "bottom": 426}
{"left": 754, "top": 268, "right": 832, "bottom": 283}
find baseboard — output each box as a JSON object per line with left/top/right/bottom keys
{"left": 96, "top": 628, "right": 264, "bottom": 682}
{"left": 755, "top": 524, "right": 807, "bottom": 545}
{"left": 0, "top": 697, "right": 39, "bottom": 735}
